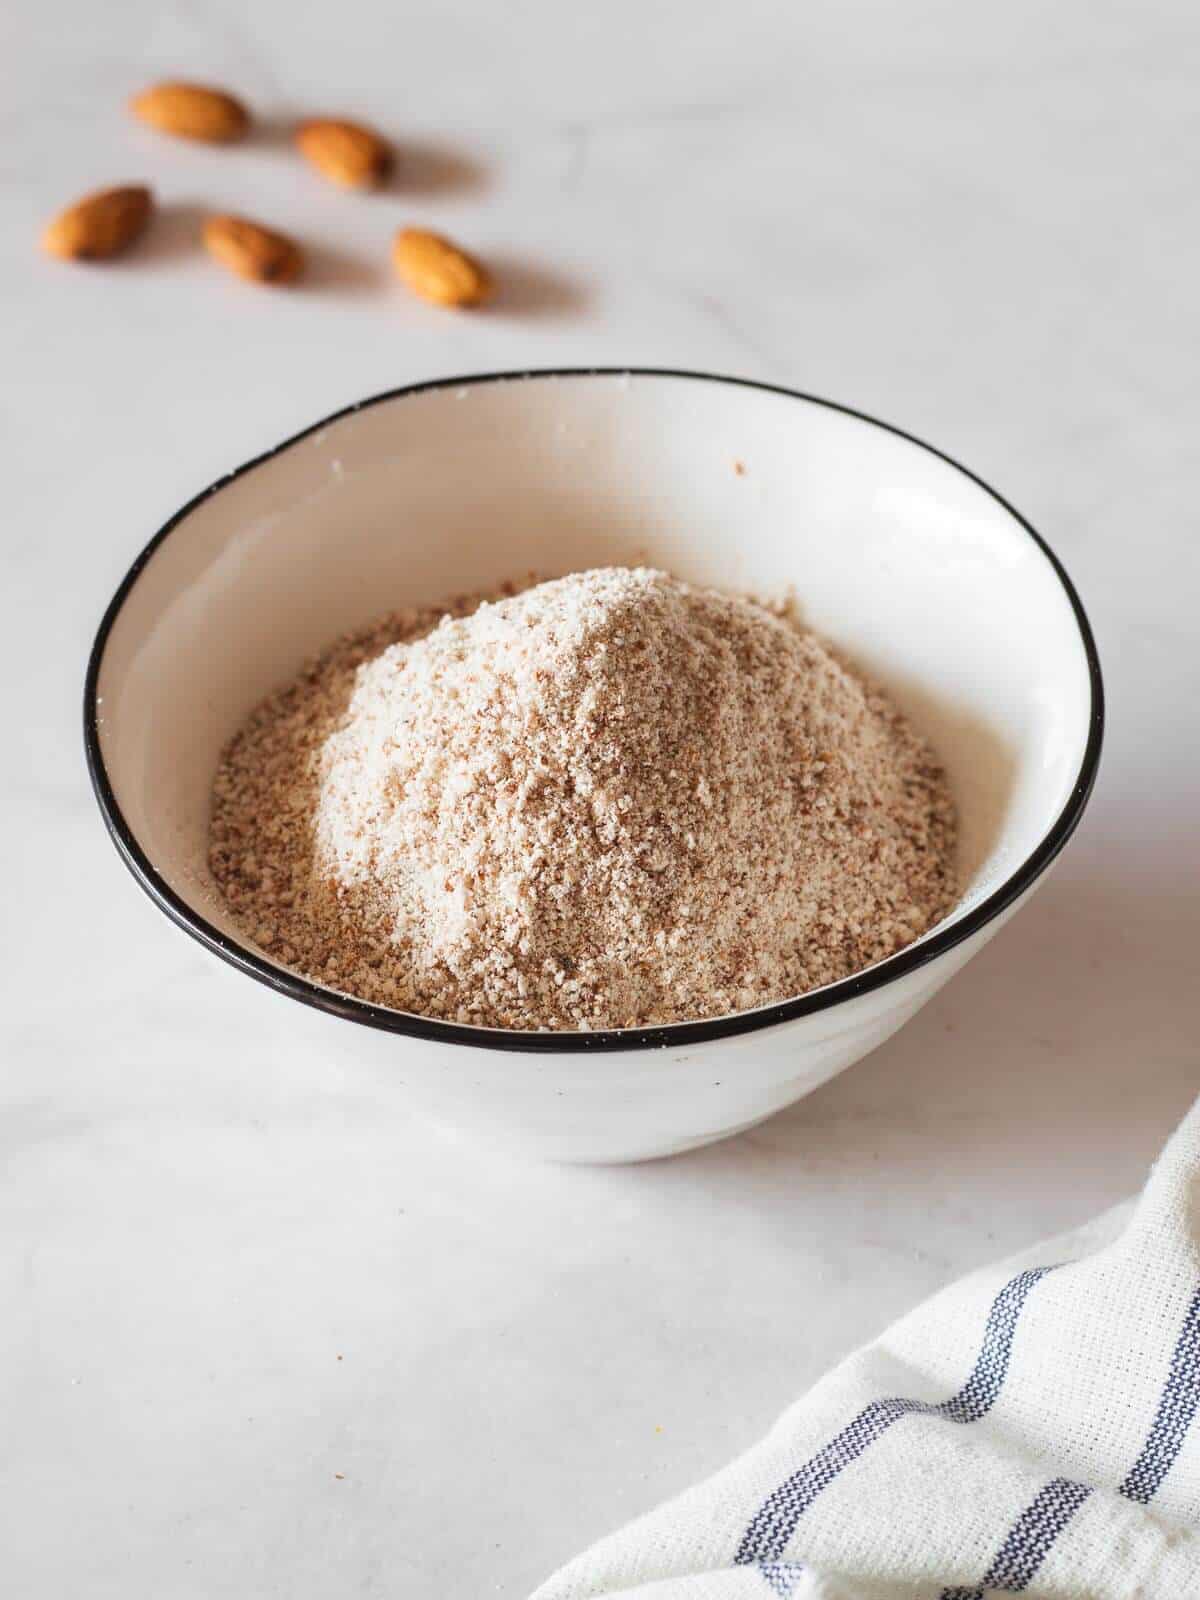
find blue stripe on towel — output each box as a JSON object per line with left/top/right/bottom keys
{"left": 757, "top": 1561, "right": 806, "bottom": 1597}
{"left": 738, "top": 1267, "right": 1055, "bottom": 1567}
{"left": 938, "top": 1283, "right": 1200, "bottom": 1596}
{"left": 939, "top": 1477, "right": 1092, "bottom": 1599}
{"left": 1120, "top": 1285, "right": 1200, "bottom": 1503}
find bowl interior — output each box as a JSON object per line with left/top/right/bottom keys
{"left": 92, "top": 372, "right": 1095, "bottom": 1021}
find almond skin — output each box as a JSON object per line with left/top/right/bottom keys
{"left": 203, "top": 214, "right": 303, "bottom": 285}
{"left": 130, "top": 81, "right": 249, "bottom": 143}
{"left": 296, "top": 118, "right": 391, "bottom": 188}
{"left": 392, "top": 228, "right": 489, "bottom": 308}
{"left": 42, "top": 185, "right": 153, "bottom": 260}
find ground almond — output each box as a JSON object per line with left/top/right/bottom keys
{"left": 209, "top": 569, "right": 957, "bottom": 1031}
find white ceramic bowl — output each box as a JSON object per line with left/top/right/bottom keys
{"left": 86, "top": 370, "right": 1102, "bottom": 1163}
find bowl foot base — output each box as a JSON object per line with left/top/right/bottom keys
{"left": 425, "top": 1105, "right": 784, "bottom": 1166}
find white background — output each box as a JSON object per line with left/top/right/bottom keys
{"left": 4, "top": 2, "right": 1198, "bottom": 1595}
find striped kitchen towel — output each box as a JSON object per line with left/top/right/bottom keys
{"left": 534, "top": 1099, "right": 1200, "bottom": 1599}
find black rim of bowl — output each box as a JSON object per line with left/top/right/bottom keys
{"left": 83, "top": 367, "right": 1105, "bottom": 1055}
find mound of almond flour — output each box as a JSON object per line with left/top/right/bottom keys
{"left": 209, "top": 568, "right": 956, "bottom": 1030}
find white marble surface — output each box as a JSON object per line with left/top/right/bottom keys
{"left": 4, "top": 2, "right": 1199, "bottom": 1594}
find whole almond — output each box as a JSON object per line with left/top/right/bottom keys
{"left": 42, "top": 185, "right": 154, "bottom": 261}
{"left": 392, "top": 228, "right": 489, "bottom": 308}
{"left": 130, "top": 81, "right": 249, "bottom": 143}
{"left": 296, "top": 118, "right": 391, "bottom": 188}
{"left": 203, "top": 214, "right": 303, "bottom": 285}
